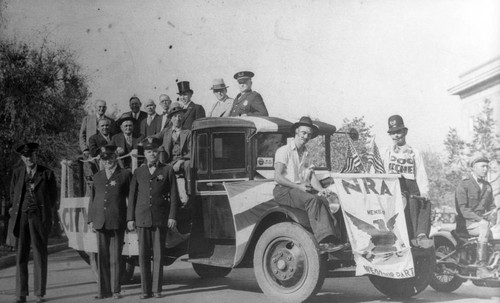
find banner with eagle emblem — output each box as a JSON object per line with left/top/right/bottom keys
{"left": 329, "top": 173, "right": 414, "bottom": 279}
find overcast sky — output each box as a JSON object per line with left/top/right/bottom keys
{"left": 1, "top": 0, "right": 499, "bottom": 152}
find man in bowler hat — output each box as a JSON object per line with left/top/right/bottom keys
{"left": 127, "top": 138, "right": 179, "bottom": 299}
{"left": 176, "top": 81, "right": 205, "bottom": 129}
{"left": 230, "top": 71, "right": 268, "bottom": 117}
{"left": 88, "top": 145, "right": 132, "bottom": 299}
{"left": 9, "top": 142, "right": 57, "bottom": 303}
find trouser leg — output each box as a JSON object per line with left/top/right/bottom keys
{"left": 138, "top": 227, "right": 152, "bottom": 295}
{"left": 152, "top": 227, "right": 165, "bottom": 294}
{"left": 28, "top": 213, "right": 48, "bottom": 297}
{"left": 273, "top": 185, "right": 337, "bottom": 242}
{"left": 110, "top": 230, "right": 124, "bottom": 293}
{"left": 182, "top": 160, "right": 191, "bottom": 195}
{"left": 16, "top": 213, "right": 30, "bottom": 297}
{"left": 97, "top": 230, "right": 112, "bottom": 296}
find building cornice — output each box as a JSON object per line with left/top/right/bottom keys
{"left": 449, "top": 57, "right": 500, "bottom": 96}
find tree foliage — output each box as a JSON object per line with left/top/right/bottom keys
{"left": 0, "top": 39, "right": 89, "bottom": 199}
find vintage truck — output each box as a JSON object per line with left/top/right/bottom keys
{"left": 59, "top": 116, "right": 435, "bottom": 303}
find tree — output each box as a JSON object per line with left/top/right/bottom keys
{"left": 0, "top": 39, "right": 89, "bottom": 202}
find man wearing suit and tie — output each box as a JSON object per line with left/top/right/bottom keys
{"left": 159, "top": 94, "right": 173, "bottom": 131}
{"left": 208, "top": 78, "right": 234, "bottom": 117}
{"left": 139, "top": 99, "right": 162, "bottom": 137}
{"left": 111, "top": 116, "right": 143, "bottom": 170}
{"left": 9, "top": 142, "right": 57, "bottom": 303}
{"left": 127, "top": 138, "right": 178, "bottom": 299}
{"left": 177, "top": 81, "right": 205, "bottom": 129}
{"left": 87, "top": 145, "right": 131, "bottom": 300}
{"left": 151, "top": 103, "right": 192, "bottom": 197}
{"left": 230, "top": 71, "right": 268, "bottom": 117}
{"left": 79, "top": 99, "right": 116, "bottom": 156}
{"left": 89, "top": 118, "right": 113, "bottom": 158}
{"left": 124, "top": 97, "right": 147, "bottom": 137}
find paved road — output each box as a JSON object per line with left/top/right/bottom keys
{"left": 0, "top": 249, "right": 498, "bottom": 303}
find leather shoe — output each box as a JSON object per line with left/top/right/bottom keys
{"left": 113, "top": 293, "right": 122, "bottom": 299}
{"left": 13, "top": 297, "right": 26, "bottom": 303}
{"left": 140, "top": 293, "right": 152, "bottom": 299}
{"left": 319, "top": 242, "right": 345, "bottom": 253}
{"left": 36, "top": 297, "right": 45, "bottom": 303}
{"left": 154, "top": 292, "right": 162, "bottom": 298}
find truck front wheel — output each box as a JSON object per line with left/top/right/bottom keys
{"left": 253, "top": 222, "right": 326, "bottom": 303}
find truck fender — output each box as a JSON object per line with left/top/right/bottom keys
{"left": 430, "top": 230, "right": 458, "bottom": 247}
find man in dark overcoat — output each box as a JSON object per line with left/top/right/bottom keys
{"left": 9, "top": 142, "right": 57, "bottom": 303}
{"left": 127, "top": 138, "right": 178, "bottom": 299}
{"left": 88, "top": 145, "right": 132, "bottom": 299}
{"left": 176, "top": 81, "right": 205, "bottom": 129}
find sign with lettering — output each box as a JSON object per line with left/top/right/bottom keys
{"left": 328, "top": 173, "right": 414, "bottom": 278}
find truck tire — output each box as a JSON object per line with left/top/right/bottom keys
{"left": 254, "top": 222, "right": 326, "bottom": 303}
{"left": 192, "top": 263, "right": 232, "bottom": 278}
{"left": 369, "top": 250, "right": 434, "bottom": 299}
{"left": 429, "top": 236, "right": 463, "bottom": 292}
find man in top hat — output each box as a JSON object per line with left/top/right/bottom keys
{"left": 208, "top": 78, "right": 234, "bottom": 117}
{"left": 124, "top": 96, "right": 147, "bottom": 137}
{"left": 139, "top": 99, "right": 163, "bottom": 137}
{"left": 381, "top": 115, "right": 433, "bottom": 248}
{"left": 87, "top": 145, "right": 132, "bottom": 299}
{"left": 176, "top": 81, "right": 205, "bottom": 129}
{"left": 455, "top": 156, "right": 496, "bottom": 267}
{"left": 159, "top": 94, "right": 173, "bottom": 130}
{"left": 9, "top": 142, "right": 57, "bottom": 303}
{"left": 273, "top": 117, "right": 344, "bottom": 253}
{"left": 127, "top": 138, "right": 179, "bottom": 299}
{"left": 229, "top": 71, "right": 268, "bottom": 117}
{"left": 111, "top": 115, "right": 143, "bottom": 170}
{"left": 151, "top": 103, "right": 192, "bottom": 199}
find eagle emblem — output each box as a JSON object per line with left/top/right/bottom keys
{"left": 345, "top": 211, "right": 400, "bottom": 253}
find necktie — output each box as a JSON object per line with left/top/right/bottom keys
{"left": 147, "top": 116, "right": 152, "bottom": 126}
{"left": 172, "top": 129, "right": 179, "bottom": 142}
{"left": 125, "top": 135, "right": 132, "bottom": 146}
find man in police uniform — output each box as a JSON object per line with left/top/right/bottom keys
{"left": 455, "top": 156, "right": 496, "bottom": 267}
{"left": 9, "top": 142, "right": 57, "bottom": 303}
{"left": 87, "top": 145, "right": 132, "bottom": 299}
{"left": 230, "top": 71, "right": 268, "bottom": 117}
{"left": 127, "top": 138, "right": 179, "bottom": 299}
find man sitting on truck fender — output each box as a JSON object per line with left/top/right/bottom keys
{"left": 273, "top": 116, "right": 344, "bottom": 253}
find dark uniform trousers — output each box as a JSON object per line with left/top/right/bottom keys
{"left": 273, "top": 185, "right": 339, "bottom": 242}
{"left": 96, "top": 229, "right": 124, "bottom": 296}
{"left": 400, "top": 178, "right": 431, "bottom": 239}
{"left": 16, "top": 211, "right": 48, "bottom": 297}
{"left": 137, "top": 226, "right": 166, "bottom": 295}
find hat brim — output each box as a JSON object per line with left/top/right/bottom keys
{"left": 291, "top": 122, "right": 319, "bottom": 139}
{"left": 177, "top": 89, "right": 193, "bottom": 95}
{"left": 387, "top": 126, "right": 408, "bottom": 134}
{"left": 210, "top": 85, "right": 229, "bottom": 90}
{"left": 117, "top": 116, "right": 135, "bottom": 125}
{"left": 16, "top": 142, "right": 39, "bottom": 154}
{"left": 167, "top": 108, "right": 186, "bottom": 118}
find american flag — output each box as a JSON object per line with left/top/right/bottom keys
{"left": 341, "top": 137, "right": 364, "bottom": 173}
{"left": 367, "top": 138, "right": 386, "bottom": 174}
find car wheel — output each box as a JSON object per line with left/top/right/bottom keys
{"left": 429, "top": 236, "right": 464, "bottom": 292}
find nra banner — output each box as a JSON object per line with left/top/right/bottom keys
{"left": 329, "top": 173, "right": 414, "bottom": 279}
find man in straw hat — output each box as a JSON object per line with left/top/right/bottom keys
{"left": 382, "top": 114, "right": 433, "bottom": 249}
{"left": 208, "top": 78, "right": 234, "bottom": 117}
{"left": 87, "top": 145, "right": 132, "bottom": 299}
{"left": 273, "top": 117, "right": 344, "bottom": 253}
{"left": 127, "top": 138, "right": 179, "bottom": 299}
{"left": 230, "top": 71, "right": 268, "bottom": 117}
{"left": 9, "top": 142, "right": 57, "bottom": 303}
{"left": 455, "top": 155, "right": 496, "bottom": 267}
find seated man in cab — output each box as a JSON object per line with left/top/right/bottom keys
{"left": 273, "top": 116, "right": 344, "bottom": 253}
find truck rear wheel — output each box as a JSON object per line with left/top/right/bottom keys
{"left": 254, "top": 222, "right": 326, "bottom": 303}
{"left": 192, "top": 263, "right": 232, "bottom": 278}
{"left": 369, "top": 249, "right": 434, "bottom": 298}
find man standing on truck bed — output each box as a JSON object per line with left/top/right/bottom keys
{"left": 87, "top": 145, "right": 132, "bottom": 299}
{"left": 127, "top": 138, "right": 179, "bottom": 299}
{"left": 230, "top": 71, "right": 268, "bottom": 117}
{"left": 273, "top": 116, "right": 344, "bottom": 253}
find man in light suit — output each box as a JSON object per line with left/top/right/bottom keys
{"left": 9, "top": 142, "right": 57, "bottom": 303}
{"left": 139, "top": 99, "right": 162, "bottom": 137}
{"left": 127, "top": 138, "right": 178, "bottom": 299}
{"left": 208, "top": 78, "right": 233, "bottom": 117}
{"left": 123, "top": 97, "right": 147, "bottom": 137}
{"left": 111, "top": 116, "right": 143, "bottom": 170}
{"left": 159, "top": 94, "right": 172, "bottom": 131}
{"left": 177, "top": 81, "right": 205, "bottom": 129}
{"left": 88, "top": 145, "right": 132, "bottom": 300}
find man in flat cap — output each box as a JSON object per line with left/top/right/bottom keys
{"left": 208, "top": 78, "right": 234, "bottom": 117}
{"left": 139, "top": 99, "right": 163, "bottom": 137}
{"left": 455, "top": 156, "right": 496, "bottom": 267}
{"left": 230, "top": 71, "right": 268, "bottom": 117}
{"left": 127, "top": 138, "right": 179, "bottom": 299}
{"left": 111, "top": 115, "right": 143, "bottom": 170}
{"left": 88, "top": 145, "right": 132, "bottom": 299}
{"left": 124, "top": 96, "right": 147, "bottom": 137}
{"left": 176, "top": 81, "right": 205, "bottom": 129}
{"left": 9, "top": 142, "right": 57, "bottom": 303}
{"left": 382, "top": 115, "right": 433, "bottom": 249}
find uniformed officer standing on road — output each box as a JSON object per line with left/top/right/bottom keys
{"left": 127, "top": 138, "right": 179, "bottom": 299}
{"left": 229, "top": 71, "right": 268, "bottom": 117}
{"left": 9, "top": 142, "right": 57, "bottom": 303}
{"left": 87, "top": 145, "right": 132, "bottom": 300}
